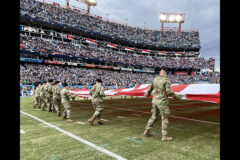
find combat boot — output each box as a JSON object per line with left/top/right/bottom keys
{"left": 66, "top": 119, "right": 73, "bottom": 122}
{"left": 96, "top": 117, "right": 104, "bottom": 125}
{"left": 162, "top": 136, "right": 173, "bottom": 141}
{"left": 62, "top": 113, "right": 67, "bottom": 119}
{"left": 97, "top": 120, "right": 104, "bottom": 125}
{"left": 88, "top": 115, "right": 96, "bottom": 126}
{"left": 143, "top": 130, "right": 153, "bottom": 137}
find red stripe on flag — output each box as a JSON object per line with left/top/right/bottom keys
{"left": 171, "top": 84, "right": 189, "bottom": 92}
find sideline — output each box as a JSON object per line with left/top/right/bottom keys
{"left": 20, "top": 110, "right": 127, "bottom": 160}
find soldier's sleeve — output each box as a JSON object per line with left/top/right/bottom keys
{"left": 99, "top": 86, "right": 106, "bottom": 97}
{"left": 165, "top": 79, "right": 181, "bottom": 99}
{"left": 145, "top": 82, "right": 154, "bottom": 97}
{"left": 57, "top": 87, "right": 61, "bottom": 94}
{"left": 92, "top": 85, "right": 101, "bottom": 98}
{"left": 67, "top": 89, "right": 76, "bottom": 100}
{"left": 89, "top": 85, "right": 96, "bottom": 96}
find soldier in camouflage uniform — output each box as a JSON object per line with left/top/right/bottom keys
{"left": 143, "top": 69, "right": 183, "bottom": 141}
{"left": 22, "top": 86, "right": 27, "bottom": 97}
{"left": 45, "top": 79, "right": 54, "bottom": 112}
{"left": 88, "top": 79, "right": 106, "bottom": 126}
{"left": 52, "top": 81, "right": 62, "bottom": 117}
{"left": 33, "top": 82, "right": 41, "bottom": 109}
{"left": 60, "top": 82, "right": 76, "bottom": 122}
{"left": 39, "top": 81, "right": 47, "bottom": 111}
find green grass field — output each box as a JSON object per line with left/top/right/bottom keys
{"left": 20, "top": 97, "right": 220, "bottom": 160}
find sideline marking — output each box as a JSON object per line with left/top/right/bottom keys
{"left": 20, "top": 129, "right": 25, "bottom": 134}
{"left": 105, "top": 106, "right": 219, "bottom": 125}
{"left": 76, "top": 121, "right": 85, "bottom": 125}
{"left": 20, "top": 110, "right": 127, "bottom": 160}
{"left": 132, "top": 114, "right": 141, "bottom": 116}
{"left": 116, "top": 116, "right": 126, "bottom": 119}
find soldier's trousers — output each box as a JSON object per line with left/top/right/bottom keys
{"left": 145, "top": 103, "right": 170, "bottom": 136}
{"left": 92, "top": 101, "right": 104, "bottom": 120}
{"left": 46, "top": 97, "right": 53, "bottom": 111}
{"left": 62, "top": 101, "right": 71, "bottom": 119}
{"left": 53, "top": 98, "right": 61, "bottom": 111}
{"left": 34, "top": 97, "right": 40, "bottom": 108}
{"left": 40, "top": 97, "right": 47, "bottom": 110}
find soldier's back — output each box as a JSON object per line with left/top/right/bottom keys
{"left": 152, "top": 76, "right": 168, "bottom": 103}
{"left": 60, "top": 88, "right": 69, "bottom": 102}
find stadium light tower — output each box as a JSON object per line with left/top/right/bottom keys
{"left": 75, "top": 0, "right": 97, "bottom": 14}
{"left": 159, "top": 12, "right": 185, "bottom": 32}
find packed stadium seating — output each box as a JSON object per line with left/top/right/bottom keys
{"left": 20, "top": 63, "right": 218, "bottom": 87}
{"left": 20, "top": 35, "right": 215, "bottom": 69}
{"left": 20, "top": 0, "right": 200, "bottom": 50}
{"left": 19, "top": 0, "right": 219, "bottom": 90}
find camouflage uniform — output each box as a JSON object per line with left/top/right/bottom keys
{"left": 45, "top": 83, "right": 53, "bottom": 112}
{"left": 60, "top": 88, "right": 75, "bottom": 119}
{"left": 40, "top": 84, "right": 47, "bottom": 110}
{"left": 52, "top": 85, "right": 61, "bottom": 115}
{"left": 33, "top": 86, "right": 41, "bottom": 108}
{"left": 22, "top": 86, "right": 27, "bottom": 97}
{"left": 88, "top": 83, "right": 106, "bottom": 125}
{"left": 144, "top": 75, "right": 181, "bottom": 137}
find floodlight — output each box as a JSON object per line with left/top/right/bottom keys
{"left": 168, "top": 15, "right": 175, "bottom": 22}
{"left": 159, "top": 14, "right": 167, "bottom": 21}
{"left": 76, "top": 0, "right": 97, "bottom": 6}
{"left": 175, "top": 15, "right": 182, "bottom": 22}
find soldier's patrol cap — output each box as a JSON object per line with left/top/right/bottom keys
{"left": 48, "top": 79, "right": 53, "bottom": 82}
{"left": 55, "top": 80, "right": 60, "bottom": 84}
{"left": 96, "top": 78, "right": 103, "bottom": 83}
{"left": 160, "top": 67, "right": 167, "bottom": 71}
{"left": 62, "top": 82, "right": 68, "bottom": 87}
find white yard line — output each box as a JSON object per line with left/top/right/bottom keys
{"left": 20, "top": 110, "right": 127, "bottom": 160}
{"left": 76, "top": 121, "right": 85, "bottom": 125}
{"left": 116, "top": 116, "right": 126, "bottom": 119}
{"left": 105, "top": 106, "right": 219, "bottom": 125}
{"left": 20, "top": 129, "right": 25, "bottom": 134}
{"left": 132, "top": 114, "right": 141, "bottom": 116}
{"left": 101, "top": 119, "right": 108, "bottom": 121}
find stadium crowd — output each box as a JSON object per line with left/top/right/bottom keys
{"left": 20, "top": 35, "right": 215, "bottom": 69}
{"left": 20, "top": 0, "right": 200, "bottom": 49}
{"left": 20, "top": 64, "right": 218, "bottom": 87}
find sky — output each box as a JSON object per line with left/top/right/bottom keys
{"left": 42, "top": 0, "right": 220, "bottom": 72}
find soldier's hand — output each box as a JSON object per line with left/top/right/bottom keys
{"left": 144, "top": 93, "right": 149, "bottom": 98}
{"left": 71, "top": 96, "right": 75, "bottom": 101}
{"left": 175, "top": 94, "right": 185, "bottom": 100}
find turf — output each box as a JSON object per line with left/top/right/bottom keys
{"left": 20, "top": 97, "right": 220, "bottom": 160}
